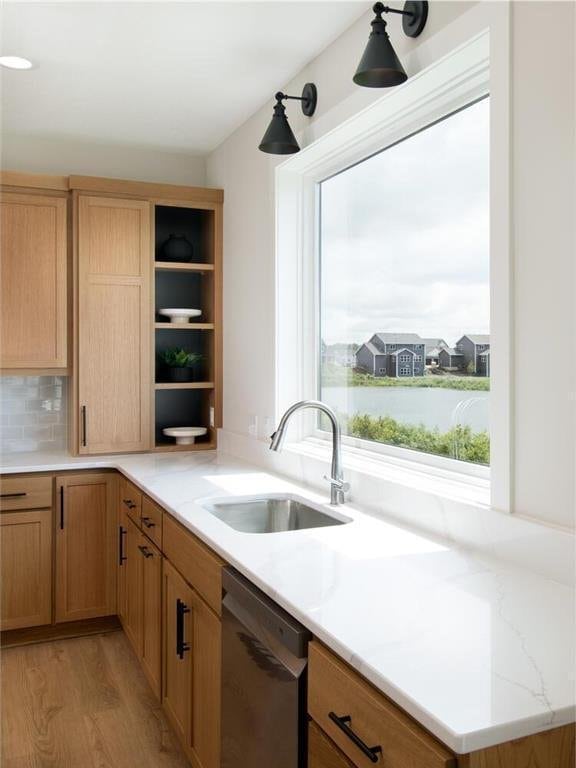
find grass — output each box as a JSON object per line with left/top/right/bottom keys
{"left": 320, "top": 411, "right": 490, "bottom": 465}
{"left": 321, "top": 366, "right": 490, "bottom": 392}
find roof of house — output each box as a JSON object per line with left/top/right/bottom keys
{"left": 422, "top": 338, "right": 448, "bottom": 352}
{"left": 440, "top": 347, "right": 463, "bottom": 357}
{"left": 479, "top": 349, "right": 491, "bottom": 356}
{"left": 390, "top": 347, "right": 416, "bottom": 357}
{"left": 359, "top": 341, "right": 381, "bottom": 356}
{"left": 372, "top": 333, "right": 423, "bottom": 346}
{"left": 460, "top": 334, "right": 490, "bottom": 345}
{"left": 426, "top": 347, "right": 442, "bottom": 357}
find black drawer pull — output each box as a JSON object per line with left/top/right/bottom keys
{"left": 328, "top": 712, "right": 382, "bottom": 763}
{"left": 119, "top": 526, "right": 127, "bottom": 565}
{"left": 0, "top": 492, "right": 27, "bottom": 499}
{"left": 59, "top": 486, "right": 65, "bottom": 529}
{"left": 138, "top": 544, "right": 153, "bottom": 559}
{"left": 176, "top": 598, "right": 191, "bottom": 659}
{"left": 122, "top": 498, "right": 136, "bottom": 510}
{"left": 81, "top": 405, "right": 87, "bottom": 447}
{"left": 141, "top": 516, "right": 155, "bottom": 528}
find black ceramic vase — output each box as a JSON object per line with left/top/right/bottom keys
{"left": 168, "top": 367, "right": 195, "bottom": 383}
{"left": 161, "top": 234, "right": 193, "bottom": 263}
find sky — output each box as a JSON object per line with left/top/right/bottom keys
{"left": 320, "top": 97, "right": 490, "bottom": 347}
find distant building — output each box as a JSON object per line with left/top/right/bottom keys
{"left": 422, "top": 337, "right": 449, "bottom": 366}
{"left": 438, "top": 347, "right": 464, "bottom": 371}
{"left": 322, "top": 343, "right": 358, "bottom": 368}
{"left": 455, "top": 334, "right": 490, "bottom": 374}
{"left": 356, "top": 333, "right": 426, "bottom": 378}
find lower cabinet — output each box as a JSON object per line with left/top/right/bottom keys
{"left": 55, "top": 472, "right": 117, "bottom": 622}
{"left": 309, "top": 721, "right": 355, "bottom": 768}
{"left": 0, "top": 508, "right": 52, "bottom": 630}
{"left": 118, "top": 509, "right": 162, "bottom": 698}
{"left": 162, "top": 558, "right": 221, "bottom": 768}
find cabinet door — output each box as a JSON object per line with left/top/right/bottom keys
{"left": 77, "top": 195, "right": 151, "bottom": 454}
{"left": 122, "top": 515, "right": 143, "bottom": 655}
{"left": 163, "top": 559, "right": 194, "bottom": 749}
{"left": 1, "top": 193, "right": 67, "bottom": 369}
{"left": 140, "top": 537, "right": 162, "bottom": 699}
{"left": 190, "top": 588, "right": 221, "bottom": 768}
{"left": 55, "top": 473, "right": 117, "bottom": 622}
{"left": 309, "top": 721, "right": 355, "bottom": 768}
{"left": 117, "top": 508, "right": 130, "bottom": 626}
{"left": 0, "top": 509, "right": 52, "bottom": 630}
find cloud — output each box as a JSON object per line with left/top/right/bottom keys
{"left": 320, "top": 99, "right": 490, "bottom": 345}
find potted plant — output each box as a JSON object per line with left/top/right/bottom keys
{"left": 159, "top": 348, "right": 204, "bottom": 382}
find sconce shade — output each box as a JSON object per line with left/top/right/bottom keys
{"left": 258, "top": 99, "right": 300, "bottom": 155}
{"left": 353, "top": 9, "right": 407, "bottom": 87}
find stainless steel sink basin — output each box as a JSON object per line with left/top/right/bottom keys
{"left": 201, "top": 495, "right": 351, "bottom": 534}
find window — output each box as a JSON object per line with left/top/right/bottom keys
{"left": 415, "top": 355, "right": 422, "bottom": 362}
{"left": 318, "top": 98, "right": 490, "bottom": 466}
{"left": 378, "top": 367, "right": 386, "bottom": 373}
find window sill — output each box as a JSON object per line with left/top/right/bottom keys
{"left": 285, "top": 437, "right": 491, "bottom": 509}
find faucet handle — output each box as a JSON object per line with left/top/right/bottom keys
{"left": 324, "top": 475, "right": 350, "bottom": 493}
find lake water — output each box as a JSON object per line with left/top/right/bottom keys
{"left": 321, "top": 386, "right": 489, "bottom": 433}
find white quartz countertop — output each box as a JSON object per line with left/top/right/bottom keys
{"left": 1, "top": 449, "right": 574, "bottom": 754}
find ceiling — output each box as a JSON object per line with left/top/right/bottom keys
{"left": 1, "top": 1, "right": 366, "bottom": 154}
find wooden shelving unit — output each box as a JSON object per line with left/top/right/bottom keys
{"left": 153, "top": 201, "right": 222, "bottom": 452}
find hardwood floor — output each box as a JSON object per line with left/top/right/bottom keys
{"left": 1, "top": 630, "right": 190, "bottom": 768}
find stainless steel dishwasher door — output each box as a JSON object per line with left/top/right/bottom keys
{"left": 221, "top": 568, "right": 311, "bottom": 768}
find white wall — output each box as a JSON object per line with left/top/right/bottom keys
{"left": 1, "top": 134, "right": 206, "bottom": 186}
{"left": 207, "top": 0, "right": 575, "bottom": 533}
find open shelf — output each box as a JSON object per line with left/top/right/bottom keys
{"left": 155, "top": 261, "right": 214, "bottom": 272}
{"left": 155, "top": 382, "right": 214, "bottom": 390}
{"left": 155, "top": 322, "right": 214, "bottom": 330}
{"left": 152, "top": 201, "right": 220, "bottom": 453}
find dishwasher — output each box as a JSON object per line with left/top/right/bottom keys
{"left": 221, "top": 567, "right": 311, "bottom": 768}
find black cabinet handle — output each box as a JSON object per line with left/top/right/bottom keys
{"left": 122, "top": 498, "right": 136, "bottom": 510}
{"left": 141, "top": 516, "right": 155, "bottom": 528}
{"left": 0, "top": 492, "right": 27, "bottom": 499}
{"left": 59, "top": 486, "right": 65, "bottom": 530}
{"left": 138, "top": 544, "right": 153, "bottom": 559}
{"left": 176, "top": 598, "right": 191, "bottom": 659}
{"left": 328, "top": 712, "right": 382, "bottom": 763}
{"left": 119, "top": 526, "right": 127, "bottom": 565}
{"left": 81, "top": 405, "right": 87, "bottom": 447}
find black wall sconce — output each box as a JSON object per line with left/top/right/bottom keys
{"left": 258, "top": 83, "right": 318, "bottom": 155}
{"left": 354, "top": 2, "right": 428, "bottom": 88}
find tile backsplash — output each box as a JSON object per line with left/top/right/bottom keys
{"left": 0, "top": 376, "right": 68, "bottom": 454}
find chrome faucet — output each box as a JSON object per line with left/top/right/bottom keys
{"left": 269, "top": 400, "right": 349, "bottom": 505}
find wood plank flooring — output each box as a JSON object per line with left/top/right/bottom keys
{"left": 1, "top": 630, "right": 191, "bottom": 768}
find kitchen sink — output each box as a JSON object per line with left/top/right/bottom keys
{"left": 201, "top": 495, "right": 351, "bottom": 533}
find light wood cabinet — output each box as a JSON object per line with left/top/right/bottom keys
{"left": 0, "top": 509, "right": 52, "bottom": 630}
{"left": 76, "top": 194, "right": 151, "bottom": 454}
{"left": 0, "top": 192, "right": 67, "bottom": 370}
{"left": 162, "top": 558, "right": 221, "bottom": 768}
{"left": 55, "top": 473, "right": 117, "bottom": 622}
{"left": 309, "top": 721, "right": 355, "bottom": 768}
{"left": 118, "top": 509, "right": 162, "bottom": 698}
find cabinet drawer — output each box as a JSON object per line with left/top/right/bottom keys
{"left": 119, "top": 477, "right": 142, "bottom": 526}
{"left": 163, "top": 514, "right": 224, "bottom": 616}
{"left": 141, "top": 496, "right": 163, "bottom": 549}
{"left": 308, "top": 642, "right": 455, "bottom": 768}
{"left": 0, "top": 475, "right": 52, "bottom": 511}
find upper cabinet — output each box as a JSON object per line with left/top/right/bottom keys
{"left": 0, "top": 192, "right": 68, "bottom": 370}
{"left": 75, "top": 195, "right": 152, "bottom": 454}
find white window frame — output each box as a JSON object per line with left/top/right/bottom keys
{"left": 275, "top": 25, "right": 511, "bottom": 511}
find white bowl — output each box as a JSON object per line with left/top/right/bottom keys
{"left": 163, "top": 427, "right": 208, "bottom": 445}
{"left": 158, "top": 308, "right": 202, "bottom": 324}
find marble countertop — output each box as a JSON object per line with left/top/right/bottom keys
{"left": 1, "top": 449, "right": 574, "bottom": 753}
